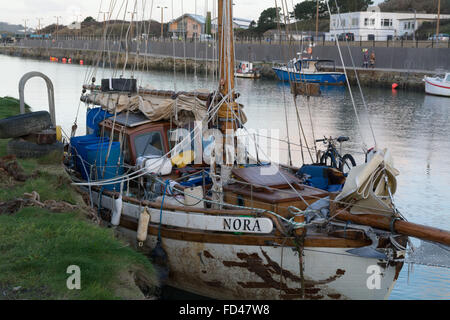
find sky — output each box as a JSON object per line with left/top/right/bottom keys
{"left": 0, "top": 0, "right": 384, "bottom": 28}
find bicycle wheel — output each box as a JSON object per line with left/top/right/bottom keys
{"left": 339, "top": 154, "right": 357, "bottom": 174}
{"left": 320, "top": 151, "right": 337, "bottom": 168}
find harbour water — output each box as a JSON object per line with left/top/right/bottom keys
{"left": 0, "top": 54, "right": 449, "bottom": 299}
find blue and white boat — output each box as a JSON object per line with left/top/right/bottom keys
{"left": 273, "top": 58, "right": 347, "bottom": 85}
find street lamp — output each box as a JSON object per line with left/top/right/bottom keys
{"left": 36, "top": 18, "right": 43, "bottom": 35}
{"left": 54, "top": 16, "right": 62, "bottom": 40}
{"left": 409, "top": 8, "right": 417, "bottom": 41}
{"left": 23, "top": 19, "right": 29, "bottom": 39}
{"left": 157, "top": 5, "right": 168, "bottom": 39}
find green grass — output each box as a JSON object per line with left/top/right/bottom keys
{"left": 0, "top": 208, "right": 157, "bottom": 300}
{"left": 0, "top": 97, "right": 158, "bottom": 299}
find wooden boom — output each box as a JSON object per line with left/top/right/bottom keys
{"left": 334, "top": 210, "right": 450, "bottom": 246}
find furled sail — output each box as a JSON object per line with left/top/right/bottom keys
{"left": 85, "top": 92, "right": 209, "bottom": 126}
{"left": 336, "top": 148, "right": 399, "bottom": 216}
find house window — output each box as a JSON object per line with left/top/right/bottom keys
{"left": 340, "top": 19, "right": 346, "bottom": 27}
{"left": 381, "top": 19, "right": 392, "bottom": 27}
{"left": 364, "top": 18, "right": 368, "bottom": 26}
{"left": 352, "top": 18, "right": 359, "bottom": 26}
{"left": 370, "top": 18, "right": 375, "bottom": 26}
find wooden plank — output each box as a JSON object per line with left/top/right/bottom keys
{"left": 334, "top": 210, "right": 450, "bottom": 246}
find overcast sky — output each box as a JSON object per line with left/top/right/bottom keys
{"left": 0, "top": 0, "right": 384, "bottom": 28}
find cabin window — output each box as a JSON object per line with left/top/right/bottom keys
{"left": 446, "top": 74, "right": 450, "bottom": 82}
{"left": 134, "top": 131, "right": 164, "bottom": 158}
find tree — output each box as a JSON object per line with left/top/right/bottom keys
{"left": 83, "top": 16, "right": 96, "bottom": 23}
{"left": 293, "top": 0, "right": 328, "bottom": 21}
{"left": 205, "top": 11, "right": 212, "bottom": 35}
{"left": 379, "top": 0, "right": 450, "bottom": 14}
{"left": 256, "top": 7, "right": 281, "bottom": 33}
{"left": 328, "top": 0, "right": 374, "bottom": 13}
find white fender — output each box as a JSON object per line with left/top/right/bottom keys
{"left": 111, "top": 195, "right": 123, "bottom": 226}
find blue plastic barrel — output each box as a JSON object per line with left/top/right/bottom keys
{"left": 86, "top": 107, "right": 114, "bottom": 136}
{"left": 86, "top": 141, "right": 124, "bottom": 191}
{"left": 70, "top": 135, "right": 109, "bottom": 173}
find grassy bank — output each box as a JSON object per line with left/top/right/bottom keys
{"left": 0, "top": 97, "right": 158, "bottom": 300}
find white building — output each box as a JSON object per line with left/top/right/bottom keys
{"left": 329, "top": 6, "right": 450, "bottom": 41}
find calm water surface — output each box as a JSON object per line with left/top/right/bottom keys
{"left": 1, "top": 54, "right": 449, "bottom": 300}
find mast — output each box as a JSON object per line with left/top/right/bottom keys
{"left": 217, "top": 0, "right": 239, "bottom": 133}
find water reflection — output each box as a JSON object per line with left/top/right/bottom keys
{"left": 0, "top": 54, "right": 449, "bottom": 299}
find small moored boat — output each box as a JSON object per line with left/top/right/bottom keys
{"left": 273, "top": 57, "right": 346, "bottom": 85}
{"left": 236, "top": 61, "right": 260, "bottom": 79}
{"left": 424, "top": 73, "right": 450, "bottom": 97}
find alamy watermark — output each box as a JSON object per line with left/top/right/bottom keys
{"left": 169, "top": 122, "right": 281, "bottom": 175}
{"left": 66, "top": 265, "right": 81, "bottom": 290}
{"left": 366, "top": 265, "right": 382, "bottom": 290}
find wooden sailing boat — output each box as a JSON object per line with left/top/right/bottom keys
{"left": 63, "top": 0, "right": 450, "bottom": 300}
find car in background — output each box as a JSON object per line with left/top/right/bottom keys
{"left": 428, "top": 33, "right": 450, "bottom": 41}
{"left": 338, "top": 33, "right": 355, "bottom": 41}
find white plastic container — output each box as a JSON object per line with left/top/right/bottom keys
{"left": 136, "top": 156, "right": 172, "bottom": 176}
{"left": 184, "top": 186, "right": 204, "bottom": 208}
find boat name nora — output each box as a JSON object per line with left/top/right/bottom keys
{"left": 223, "top": 217, "right": 263, "bottom": 233}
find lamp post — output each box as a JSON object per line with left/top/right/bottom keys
{"left": 36, "top": 18, "right": 43, "bottom": 35}
{"left": 436, "top": 0, "right": 441, "bottom": 41}
{"left": 54, "top": 16, "right": 62, "bottom": 40}
{"left": 409, "top": 8, "right": 417, "bottom": 41}
{"left": 23, "top": 19, "right": 29, "bottom": 39}
{"left": 157, "top": 6, "right": 168, "bottom": 39}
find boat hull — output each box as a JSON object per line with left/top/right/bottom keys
{"left": 424, "top": 77, "right": 450, "bottom": 97}
{"left": 90, "top": 190, "right": 402, "bottom": 300}
{"left": 236, "top": 72, "right": 260, "bottom": 79}
{"left": 273, "top": 68, "right": 347, "bottom": 85}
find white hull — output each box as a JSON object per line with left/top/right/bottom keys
{"left": 91, "top": 190, "right": 401, "bottom": 300}
{"left": 424, "top": 77, "right": 450, "bottom": 97}
{"left": 235, "top": 73, "right": 260, "bottom": 79}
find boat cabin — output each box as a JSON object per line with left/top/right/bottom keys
{"left": 99, "top": 113, "right": 173, "bottom": 166}
{"left": 293, "top": 59, "right": 337, "bottom": 73}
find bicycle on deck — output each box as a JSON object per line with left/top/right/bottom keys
{"left": 316, "top": 136, "right": 357, "bottom": 174}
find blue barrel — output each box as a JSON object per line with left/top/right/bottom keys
{"left": 86, "top": 142, "right": 124, "bottom": 191}
{"left": 70, "top": 135, "right": 109, "bottom": 173}
{"left": 86, "top": 107, "right": 114, "bottom": 136}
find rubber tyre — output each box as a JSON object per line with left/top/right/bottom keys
{"left": 339, "top": 154, "right": 357, "bottom": 174}
{"left": 320, "top": 151, "right": 337, "bottom": 168}
{"left": 7, "top": 138, "right": 63, "bottom": 159}
{"left": 0, "top": 111, "right": 52, "bottom": 139}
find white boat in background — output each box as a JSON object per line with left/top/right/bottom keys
{"left": 424, "top": 73, "right": 450, "bottom": 97}
{"left": 236, "top": 61, "right": 260, "bottom": 79}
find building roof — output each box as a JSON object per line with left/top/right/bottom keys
{"left": 170, "top": 13, "right": 206, "bottom": 25}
